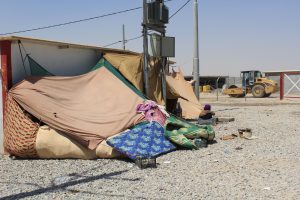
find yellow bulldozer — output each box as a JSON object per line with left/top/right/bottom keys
{"left": 223, "top": 70, "right": 279, "bottom": 98}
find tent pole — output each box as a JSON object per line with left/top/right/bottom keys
{"left": 143, "top": 0, "right": 149, "bottom": 97}
{"left": 161, "top": 0, "right": 168, "bottom": 105}
{"left": 161, "top": 33, "right": 167, "bottom": 105}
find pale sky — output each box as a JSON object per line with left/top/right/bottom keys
{"left": 0, "top": 0, "right": 299, "bottom": 76}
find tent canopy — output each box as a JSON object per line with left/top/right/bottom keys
{"left": 28, "top": 52, "right": 164, "bottom": 105}
{"left": 10, "top": 58, "right": 145, "bottom": 149}
{"left": 166, "top": 69, "right": 203, "bottom": 119}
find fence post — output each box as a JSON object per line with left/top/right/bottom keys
{"left": 280, "top": 72, "right": 284, "bottom": 100}
{"left": 216, "top": 77, "right": 220, "bottom": 101}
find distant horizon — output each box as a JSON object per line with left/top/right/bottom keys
{"left": 0, "top": 0, "right": 299, "bottom": 76}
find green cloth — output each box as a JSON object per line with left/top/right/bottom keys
{"left": 164, "top": 116, "right": 215, "bottom": 149}
{"left": 28, "top": 56, "right": 53, "bottom": 76}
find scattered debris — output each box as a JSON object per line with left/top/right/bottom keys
{"left": 262, "top": 187, "right": 271, "bottom": 190}
{"left": 217, "top": 117, "right": 235, "bottom": 123}
{"left": 238, "top": 128, "right": 258, "bottom": 140}
{"left": 135, "top": 157, "right": 157, "bottom": 169}
{"left": 220, "top": 129, "right": 258, "bottom": 141}
{"left": 220, "top": 134, "right": 238, "bottom": 140}
{"left": 68, "top": 189, "right": 81, "bottom": 194}
{"left": 198, "top": 117, "right": 216, "bottom": 125}
{"left": 235, "top": 146, "right": 243, "bottom": 150}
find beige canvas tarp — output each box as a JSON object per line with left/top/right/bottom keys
{"left": 148, "top": 58, "right": 164, "bottom": 105}
{"left": 166, "top": 69, "right": 203, "bottom": 119}
{"left": 9, "top": 67, "right": 144, "bottom": 150}
{"left": 36, "top": 125, "right": 123, "bottom": 159}
{"left": 36, "top": 126, "right": 97, "bottom": 159}
{"left": 104, "top": 53, "right": 164, "bottom": 105}
{"left": 104, "top": 53, "right": 143, "bottom": 92}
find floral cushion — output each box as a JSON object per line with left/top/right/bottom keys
{"left": 107, "top": 122, "right": 176, "bottom": 160}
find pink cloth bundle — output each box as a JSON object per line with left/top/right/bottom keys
{"left": 136, "top": 100, "right": 169, "bottom": 126}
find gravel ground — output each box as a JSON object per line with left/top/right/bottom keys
{"left": 1, "top": 102, "right": 300, "bottom": 200}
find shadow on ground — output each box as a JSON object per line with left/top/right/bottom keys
{"left": 0, "top": 168, "right": 142, "bottom": 200}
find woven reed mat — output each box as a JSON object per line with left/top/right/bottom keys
{"left": 4, "top": 95, "right": 39, "bottom": 158}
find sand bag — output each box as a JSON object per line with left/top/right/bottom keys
{"left": 36, "top": 126, "right": 97, "bottom": 159}
{"left": 96, "top": 140, "right": 124, "bottom": 158}
{"left": 36, "top": 126, "right": 124, "bottom": 159}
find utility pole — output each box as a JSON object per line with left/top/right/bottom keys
{"left": 122, "top": 24, "right": 126, "bottom": 50}
{"left": 143, "top": 0, "right": 149, "bottom": 97}
{"left": 142, "top": 0, "right": 170, "bottom": 101}
{"left": 193, "top": 0, "right": 200, "bottom": 100}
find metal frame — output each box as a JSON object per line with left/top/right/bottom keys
{"left": 280, "top": 71, "right": 300, "bottom": 100}
{"left": 0, "top": 40, "right": 12, "bottom": 113}
{"left": 0, "top": 40, "right": 12, "bottom": 154}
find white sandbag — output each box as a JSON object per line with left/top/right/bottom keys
{"left": 36, "top": 126, "right": 124, "bottom": 159}
{"left": 36, "top": 126, "right": 97, "bottom": 159}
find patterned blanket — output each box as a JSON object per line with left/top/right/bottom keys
{"left": 107, "top": 122, "right": 176, "bottom": 160}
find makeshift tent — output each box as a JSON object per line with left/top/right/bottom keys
{"left": 9, "top": 58, "right": 145, "bottom": 150}
{"left": 166, "top": 69, "right": 204, "bottom": 119}
{"left": 5, "top": 56, "right": 215, "bottom": 159}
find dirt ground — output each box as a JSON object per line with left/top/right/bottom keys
{"left": 199, "top": 92, "right": 299, "bottom": 105}
{"left": 0, "top": 96, "right": 300, "bottom": 200}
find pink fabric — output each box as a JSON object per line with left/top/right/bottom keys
{"left": 136, "top": 101, "right": 167, "bottom": 126}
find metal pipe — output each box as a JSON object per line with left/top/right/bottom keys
{"left": 193, "top": 0, "right": 200, "bottom": 100}
{"left": 143, "top": 0, "right": 149, "bottom": 97}
{"left": 122, "top": 24, "right": 126, "bottom": 50}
